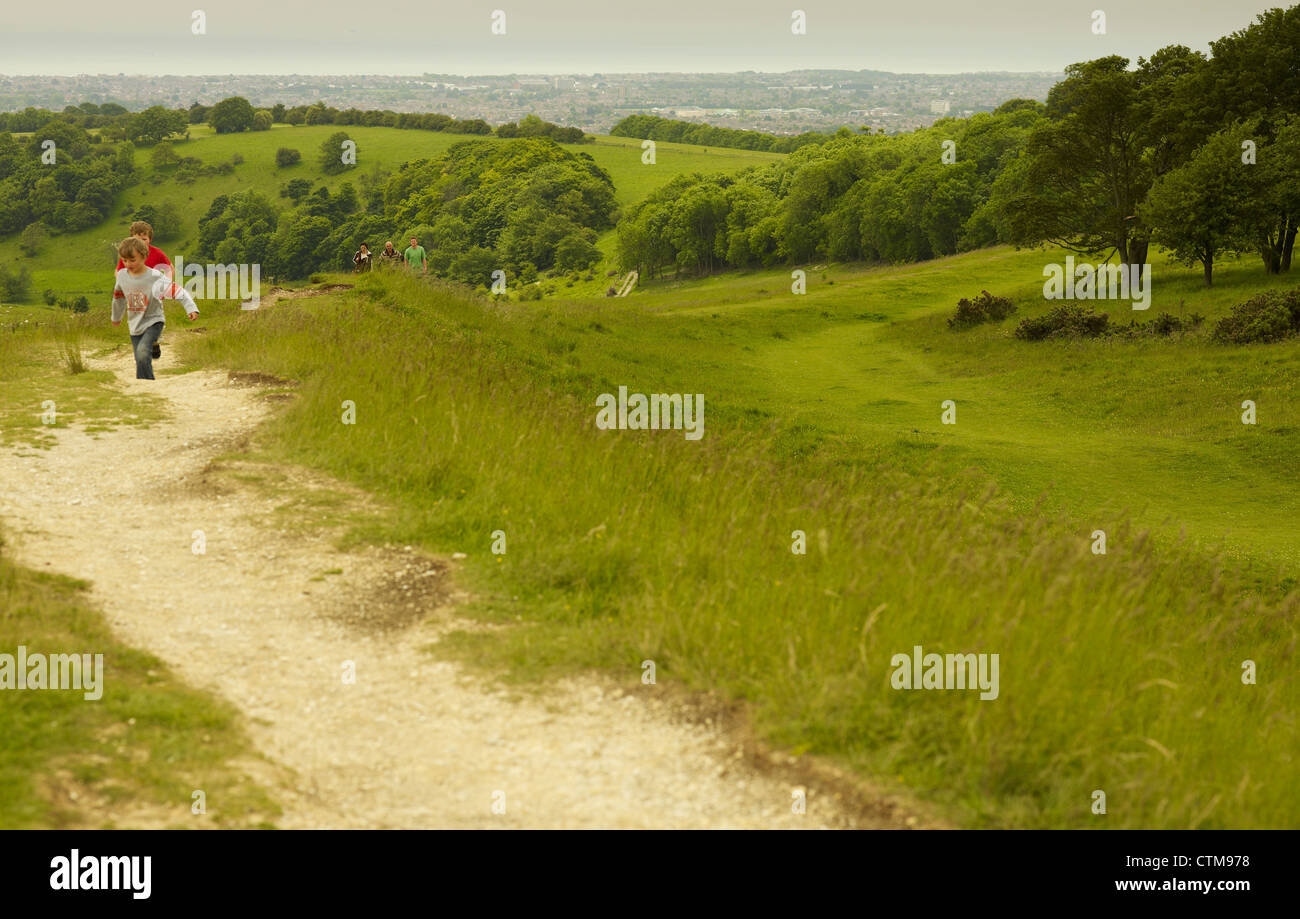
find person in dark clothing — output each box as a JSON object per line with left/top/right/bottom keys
{"left": 353, "top": 243, "right": 373, "bottom": 272}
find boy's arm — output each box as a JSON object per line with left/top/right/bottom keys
{"left": 111, "top": 280, "right": 125, "bottom": 324}
{"left": 153, "top": 273, "right": 199, "bottom": 316}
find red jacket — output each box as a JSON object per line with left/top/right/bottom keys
{"left": 116, "top": 245, "right": 173, "bottom": 277}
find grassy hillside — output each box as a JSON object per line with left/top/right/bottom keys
{"left": 156, "top": 249, "right": 1298, "bottom": 829}
{"left": 5, "top": 123, "right": 1295, "bottom": 829}
{"left": 3, "top": 125, "right": 780, "bottom": 303}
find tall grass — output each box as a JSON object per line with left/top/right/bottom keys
{"left": 184, "top": 273, "right": 1299, "bottom": 828}
{"left": 53, "top": 316, "right": 88, "bottom": 375}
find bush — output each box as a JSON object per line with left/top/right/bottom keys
{"left": 276, "top": 147, "right": 301, "bottom": 168}
{"left": 948, "top": 290, "right": 1016, "bottom": 329}
{"left": 1014, "top": 306, "right": 1110, "bottom": 341}
{"left": 231, "top": 152, "right": 245, "bottom": 165}
{"left": 1212, "top": 289, "right": 1300, "bottom": 344}
{"left": 42, "top": 288, "right": 57, "bottom": 305}
{"left": 519, "top": 284, "right": 543, "bottom": 301}
{"left": 0, "top": 263, "right": 33, "bottom": 302}
{"left": 20, "top": 222, "right": 49, "bottom": 256}
{"left": 71, "top": 295, "right": 89, "bottom": 314}
{"left": 1108, "top": 312, "right": 1205, "bottom": 338}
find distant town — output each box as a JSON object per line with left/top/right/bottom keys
{"left": 0, "top": 70, "right": 1062, "bottom": 135}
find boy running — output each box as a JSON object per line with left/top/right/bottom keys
{"left": 114, "top": 221, "right": 173, "bottom": 359}
{"left": 111, "top": 236, "right": 199, "bottom": 380}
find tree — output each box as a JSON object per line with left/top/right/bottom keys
{"left": 151, "top": 141, "right": 180, "bottom": 169}
{"left": 19, "top": 221, "right": 48, "bottom": 255}
{"left": 276, "top": 147, "right": 301, "bottom": 167}
{"left": 270, "top": 103, "right": 287, "bottom": 123}
{"left": 128, "top": 106, "right": 187, "bottom": 145}
{"left": 1140, "top": 127, "right": 1261, "bottom": 285}
{"left": 269, "top": 214, "right": 332, "bottom": 278}
{"left": 319, "top": 131, "right": 354, "bottom": 175}
{"left": 132, "top": 202, "right": 183, "bottom": 243}
{"left": 252, "top": 110, "right": 273, "bottom": 131}
{"left": 208, "top": 96, "right": 255, "bottom": 134}
{"left": 281, "top": 177, "right": 313, "bottom": 202}
{"left": 995, "top": 56, "right": 1153, "bottom": 273}
{"left": 554, "top": 232, "right": 601, "bottom": 272}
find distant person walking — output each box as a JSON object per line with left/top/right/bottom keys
{"left": 114, "top": 220, "right": 172, "bottom": 359}
{"left": 111, "top": 236, "right": 199, "bottom": 380}
{"left": 378, "top": 241, "right": 402, "bottom": 269}
{"left": 353, "top": 243, "right": 373, "bottom": 272}
{"left": 403, "top": 236, "right": 428, "bottom": 275}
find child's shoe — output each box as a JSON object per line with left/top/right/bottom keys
{"left": 151, "top": 340, "right": 162, "bottom": 358}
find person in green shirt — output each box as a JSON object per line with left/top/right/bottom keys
{"left": 403, "top": 236, "right": 428, "bottom": 274}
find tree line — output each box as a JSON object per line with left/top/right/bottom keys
{"left": 617, "top": 6, "right": 1300, "bottom": 286}
{"left": 193, "top": 136, "right": 616, "bottom": 282}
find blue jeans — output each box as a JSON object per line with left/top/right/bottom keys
{"left": 129, "top": 322, "right": 163, "bottom": 380}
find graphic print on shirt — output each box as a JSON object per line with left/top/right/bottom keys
{"left": 127, "top": 289, "right": 150, "bottom": 316}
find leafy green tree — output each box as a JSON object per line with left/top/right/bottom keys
{"left": 208, "top": 96, "right": 255, "bottom": 134}
{"left": 554, "top": 232, "right": 601, "bottom": 272}
{"left": 19, "top": 221, "right": 47, "bottom": 255}
{"left": 128, "top": 106, "right": 187, "bottom": 145}
{"left": 151, "top": 141, "right": 180, "bottom": 169}
{"left": 281, "top": 178, "right": 312, "bottom": 202}
{"left": 319, "top": 131, "right": 354, "bottom": 175}
{"left": 252, "top": 110, "right": 273, "bottom": 131}
{"left": 1140, "top": 126, "right": 1262, "bottom": 285}
{"left": 450, "top": 246, "right": 498, "bottom": 286}
{"left": 269, "top": 214, "right": 331, "bottom": 278}
{"left": 994, "top": 56, "right": 1153, "bottom": 271}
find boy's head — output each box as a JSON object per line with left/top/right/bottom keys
{"left": 128, "top": 220, "right": 154, "bottom": 243}
{"left": 409, "top": 237, "right": 418, "bottom": 246}
{"left": 118, "top": 235, "right": 149, "bottom": 271}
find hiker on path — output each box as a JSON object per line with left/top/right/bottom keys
{"left": 403, "top": 236, "right": 428, "bottom": 275}
{"left": 111, "top": 236, "right": 199, "bottom": 380}
{"left": 353, "top": 243, "right": 373, "bottom": 272}
{"left": 114, "top": 220, "right": 172, "bottom": 359}
{"left": 378, "top": 241, "right": 402, "bottom": 268}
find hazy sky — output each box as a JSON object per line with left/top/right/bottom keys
{"left": 0, "top": 1, "right": 1278, "bottom": 75}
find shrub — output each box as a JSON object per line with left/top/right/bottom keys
{"left": 1212, "top": 289, "right": 1300, "bottom": 344}
{"left": 231, "top": 152, "right": 245, "bottom": 165}
{"left": 519, "top": 284, "right": 543, "bottom": 301}
{"left": 42, "top": 289, "right": 57, "bottom": 305}
{"left": 0, "top": 263, "right": 33, "bottom": 302}
{"left": 71, "top": 296, "right": 89, "bottom": 314}
{"left": 276, "top": 147, "right": 301, "bottom": 168}
{"left": 1014, "top": 306, "right": 1110, "bottom": 341}
{"left": 948, "top": 290, "right": 1016, "bottom": 329}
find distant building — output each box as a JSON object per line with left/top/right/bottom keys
{"left": 930, "top": 99, "right": 951, "bottom": 114}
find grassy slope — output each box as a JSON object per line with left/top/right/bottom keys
{"left": 4, "top": 125, "right": 779, "bottom": 301}
{"left": 5, "top": 124, "right": 1296, "bottom": 828}
{"left": 173, "top": 261, "right": 1297, "bottom": 829}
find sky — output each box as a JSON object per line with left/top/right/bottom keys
{"left": 0, "top": 1, "right": 1279, "bottom": 75}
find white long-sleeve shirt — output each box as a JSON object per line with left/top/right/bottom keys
{"left": 111, "top": 267, "right": 197, "bottom": 336}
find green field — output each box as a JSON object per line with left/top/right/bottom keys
{"left": 3, "top": 125, "right": 1296, "bottom": 828}
{"left": 7, "top": 124, "right": 780, "bottom": 288}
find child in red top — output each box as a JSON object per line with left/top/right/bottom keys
{"left": 115, "top": 221, "right": 172, "bottom": 358}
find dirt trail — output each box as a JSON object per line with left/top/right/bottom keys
{"left": 0, "top": 333, "right": 923, "bottom": 829}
